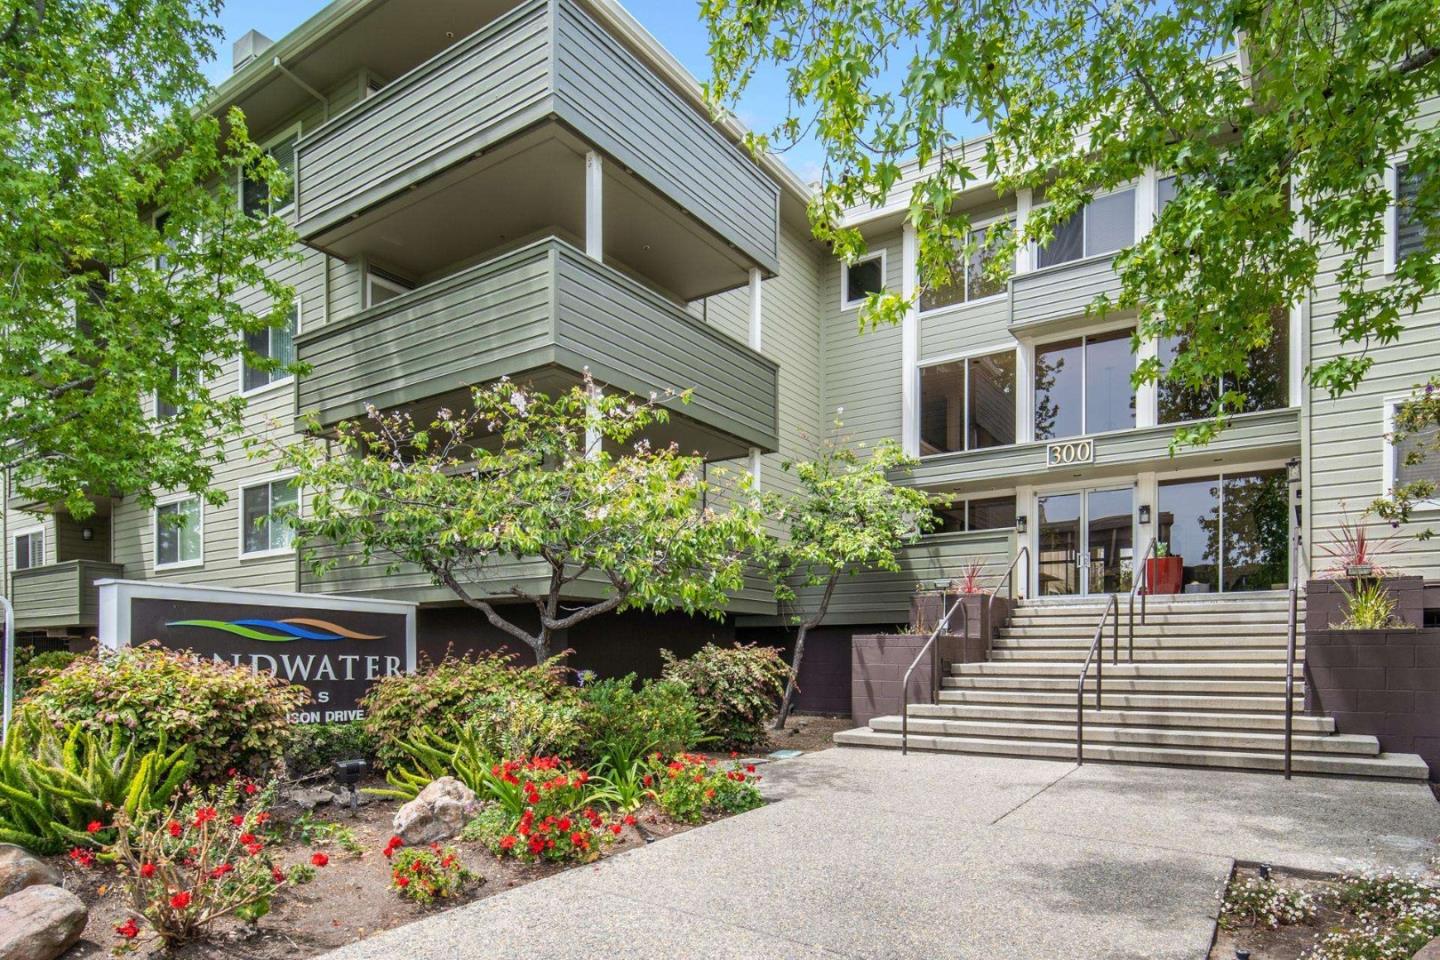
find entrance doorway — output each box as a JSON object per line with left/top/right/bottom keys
{"left": 1036, "top": 486, "right": 1134, "bottom": 596}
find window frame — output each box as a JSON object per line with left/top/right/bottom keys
{"left": 839, "top": 250, "right": 887, "bottom": 311}
{"left": 917, "top": 214, "right": 1014, "bottom": 316}
{"left": 153, "top": 493, "right": 205, "bottom": 571}
{"left": 239, "top": 296, "right": 301, "bottom": 399}
{"left": 1382, "top": 394, "right": 1440, "bottom": 515}
{"left": 237, "top": 474, "right": 300, "bottom": 560}
{"left": 12, "top": 526, "right": 45, "bottom": 571}
{"left": 917, "top": 343, "right": 1019, "bottom": 458}
{"left": 925, "top": 490, "right": 1019, "bottom": 535}
{"left": 1032, "top": 326, "right": 1137, "bottom": 441}
{"left": 1031, "top": 183, "right": 1139, "bottom": 271}
{"left": 238, "top": 122, "right": 301, "bottom": 219}
{"left": 365, "top": 270, "right": 413, "bottom": 309}
{"left": 1385, "top": 158, "right": 1430, "bottom": 274}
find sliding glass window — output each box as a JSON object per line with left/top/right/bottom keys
{"left": 920, "top": 220, "right": 1012, "bottom": 312}
{"left": 1155, "top": 469, "right": 1288, "bottom": 594}
{"left": 1037, "top": 187, "right": 1136, "bottom": 269}
{"left": 919, "top": 351, "right": 1017, "bottom": 456}
{"left": 1158, "top": 310, "right": 1289, "bottom": 425}
{"left": 1034, "top": 329, "right": 1135, "bottom": 441}
{"left": 932, "top": 495, "right": 1018, "bottom": 534}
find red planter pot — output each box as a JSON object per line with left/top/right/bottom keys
{"left": 1145, "top": 556, "right": 1183, "bottom": 595}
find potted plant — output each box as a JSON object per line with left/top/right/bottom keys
{"left": 1145, "top": 541, "right": 1184, "bottom": 595}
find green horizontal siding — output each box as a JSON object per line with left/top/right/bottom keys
{"left": 11, "top": 560, "right": 123, "bottom": 630}
{"left": 1010, "top": 254, "right": 1125, "bottom": 331}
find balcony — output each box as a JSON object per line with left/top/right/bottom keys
{"left": 296, "top": 238, "right": 779, "bottom": 457}
{"left": 10, "top": 561, "right": 123, "bottom": 632}
{"left": 1009, "top": 253, "right": 1126, "bottom": 334}
{"left": 292, "top": 0, "right": 779, "bottom": 297}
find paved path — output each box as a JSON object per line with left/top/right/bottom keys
{"left": 321, "top": 750, "right": 1440, "bottom": 960}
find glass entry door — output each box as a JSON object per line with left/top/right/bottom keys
{"left": 1037, "top": 487, "right": 1134, "bottom": 596}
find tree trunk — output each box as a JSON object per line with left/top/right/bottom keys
{"left": 773, "top": 573, "right": 840, "bottom": 730}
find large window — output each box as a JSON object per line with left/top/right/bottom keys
{"left": 841, "top": 252, "right": 885, "bottom": 307}
{"left": 919, "top": 220, "right": 1011, "bottom": 312}
{"left": 1034, "top": 329, "right": 1135, "bottom": 440}
{"left": 1395, "top": 162, "right": 1432, "bottom": 264}
{"left": 1156, "top": 469, "right": 1288, "bottom": 594}
{"left": 1036, "top": 187, "right": 1136, "bottom": 269}
{"left": 241, "top": 127, "right": 298, "bottom": 218}
{"left": 155, "top": 496, "right": 203, "bottom": 569}
{"left": 1158, "top": 311, "right": 1289, "bottom": 424}
{"left": 1385, "top": 397, "right": 1440, "bottom": 512}
{"left": 13, "top": 529, "right": 43, "bottom": 571}
{"left": 919, "top": 350, "right": 1017, "bottom": 455}
{"left": 241, "top": 303, "right": 297, "bottom": 395}
{"left": 240, "top": 478, "right": 299, "bottom": 557}
{"left": 933, "top": 495, "right": 1018, "bottom": 534}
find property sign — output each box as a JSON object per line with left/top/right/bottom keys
{"left": 98, "top": 580, "right": 416, "bottom": 723}
{"left": 1046, "top": 439, "right": 1095, "bottom": 468}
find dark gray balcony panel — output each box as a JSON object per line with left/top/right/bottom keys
{"left": 10, "top": 560, "right": 123, "bottom": 630}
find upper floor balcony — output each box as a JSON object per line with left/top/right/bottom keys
{"left": 10, "top": 560, "right": 123, "bottom": 632}
{"left": 296, "top": 237, "right": 780, "bottom": 458}
{"left": 291, "top": 0, "right": 779, "bottom": 302}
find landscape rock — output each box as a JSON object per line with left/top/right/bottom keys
{"left": 289, "top": 786, "right": 340, "bottom": 810}
{"left": 393, "top": 776, "right": 479, "bottom": 845}
{"left": 1415, "top": 937, "right": 1440, "bottom": 960}
{"left": 0, "top": 844, "right": 61, "bottom": 898}
{"left": 0, "top": 884, "right": 88, "bottom": 960}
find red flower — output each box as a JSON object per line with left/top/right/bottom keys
{"left": 239, "top": 833, "right": 256, "bottom": 845}
{"left": 498, "top": 835, "right": 516, "bottom": 850}
{"left": 624, "top": 815, "right": 637, "bottom": 826}
{"left": 169, "top": 891, "right": 192, "bottom": 910}
{"left": 115, "top": 918, "right": 140, "bottom": 939}
{"left": 167, "top": 820, "right": 182, "bottom": 838}
{"left": 192, "top": 807, "right": 218, "bottom": 827}
{"left": 272, "top": 867, "right": 286, "bottom": 883}
{"left": 139, "top": 862, "right": 156, "bottom": 878}
{"left": 557, "top": 817, "right": 571, "bottom": 832}
{"left": 244, "top": 782, "right": 258, "bottom": 795}
{"left": 210, "top": 863, "right": 234, "bottom": 879}
{"left": 745, "top": 764, "right": 756, "bottom": 773}
{"left": 231, "top": 814, "right": 245, "bottom": 827}
{"left": 68, "top": 847, "right": 96, "bottom": 868}
{"left": 610, "top": 824, "right": 622, "bottom": 835}
{"left": 255, "top": 812, "right": 271, "bottom": 824}
{"left": 227, "top": 768, "right": 238, "bottom": 778}
{"left": 245, "top": 843, "right": 264, "bottom": 857}
{"left": 86, "top": 820, "right": 103, "bottom": 834}
{"left": 395, "top": 876, "right": 410, "bottom": 888}
{"left": 642, "top": 774, "right": 653, "bottom": 787}
{"left": 310, "top": 851, "right": 329, "bottom": 868}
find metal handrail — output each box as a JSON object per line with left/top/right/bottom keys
{"left": 988, "top": 545, "right": 1030, "bottom": 625}
{"left": 1126, "top": 538, "right": 1158, "bottom": 663}
{"left": 901, "top": 593, "right": 970, "bottom": 756}
{"left": 1283, "top": 582, "right": 1299, "bottom": 780}
{"left": 1076, "top": 593, "right": 1119, "bottom": 765}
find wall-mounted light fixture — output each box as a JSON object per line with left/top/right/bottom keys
{"left": 1015, "top": 515, "right": 1028, "bottom": 534}
{"left": 80, "top": 527, "right": 94, "bottom": 542}
{"left": 1138, "top": 504, "right": 1152, "bottom": 525}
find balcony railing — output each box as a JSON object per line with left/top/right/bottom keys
{"left": 10, "top": 560, "right": 123, "bottom": 631}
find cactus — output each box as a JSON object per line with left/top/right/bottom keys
{"left": 365, "top": 724, "right": 492, "bottom": 801}
{"left": 0, "top": 714, "right": 194, "bottom": 855}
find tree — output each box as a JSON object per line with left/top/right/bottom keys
{"left": 758, "top": 436, "right": 943, "bottom": 728}
{"left": 701, "top": 0, "right": 1440, "bottom": 445}
{"left": 1372, "top": 375, "right": 1440, "bottom": 540}
{"left": 1, "top": 0, "right": 297, "bottom": 517}
{"left": 271, "top": 376, "right": 767, "bottom": 664}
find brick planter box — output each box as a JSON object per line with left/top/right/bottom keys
{"left": 1305, "top": 576, "right": 1425, "bottom": 631}
{"left": 1305, "top": 625, "right": 1440, "bottom": 780}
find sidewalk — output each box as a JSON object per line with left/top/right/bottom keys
{"left": 320, "top": 749, "right": 1440, "bottom": 960}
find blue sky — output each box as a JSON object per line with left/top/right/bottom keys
{"left": 202, "top": 0, "right": 828, "bottom": 181}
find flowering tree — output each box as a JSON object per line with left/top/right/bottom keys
{"left": 274, "top": 376, "right": 766, "bottom": 663}
{"left": 759, "top": 437, "right": 944, "bottom": 727}
{"left": 1372, "top": 376, "right": 1440, "bottom": 541}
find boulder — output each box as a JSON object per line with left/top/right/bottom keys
{"left": 0, "top": 845, "right": 61, "bottom": 899}
{"left": 393, "top": 776, "right": 479, "bottom": 845}
{"left": 0, "top": 884, "right": 87, "bottom": 960}
{"left": 289, "top": 786, "right": 340, "bottom": 810}
{"left": 1415, "top": 937, "right": 1440, "bottom": 960}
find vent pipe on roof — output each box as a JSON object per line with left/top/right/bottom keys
{"left": 233, "top": 30, "right": 275, "bottom": 72}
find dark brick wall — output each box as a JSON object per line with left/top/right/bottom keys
{"left": 851, "top": 633, "right": 938, "bottom": 728}
{"left": 1305, "top": 625, "right": 1440, "bottom": 780}
{"left": 1306, "top": 576, "right": 1425, "bottom": 631}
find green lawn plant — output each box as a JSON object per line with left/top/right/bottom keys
{"left": 660, "top": 644, "right": 788, "bottom": 750}
{"left": 0, "top": 716, "right": 193, "bottom": 854}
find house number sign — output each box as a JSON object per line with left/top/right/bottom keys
{"left": 1046, "top": 439, "right": 1094, "bottom": 467}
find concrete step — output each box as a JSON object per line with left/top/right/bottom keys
{"left": 832, "top": 728, "right": 1429, "bottom": 780}
{"left": 999, "top": 623, "right": 1292, "bottom": 637}
{"left": 1012, "top": 599, "right": 1300, "bottom": 616}
{"left": 938, "top": 689, "right": 1303, "bottom": 712}
{"left": 993, "top": 635, "right": 1297, "bottom": 649}
{"left": 990, "top": 647, "right": 1300, "bottom": 663}
{"left": 1008, "top": 609, "right": 1296, "bottom": 624}
{"left": 869, "top": 716, "right": 1378, "bottom": 756}
{"left": 943, "top": 675, "right": 1291, "bottom": 695}
{"left": 907, "top": 702, "right": 1336, "bottom": 733}
{"left": 952, "top": 661, "right": 1294, "bottom": 679}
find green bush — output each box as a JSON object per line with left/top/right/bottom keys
{"left": 660, "top": 644, "right": 787, "bottom": 750}
{"left": 20, "top": 644, "right": 306, "bottom": 781}
{"left": 0, "top": 714, "right": 193, "bottom": 854}
{"left": 360, "top": 653, "right": 576, "bottom": 769}
{"left": 12, "top": 647, "right": 80, "bottom": 698}
{"left": 577, "top": 674, "right": 702, "bottom": 765}
{"left": 283, "top": 722, "right": 377, "bottom": 778}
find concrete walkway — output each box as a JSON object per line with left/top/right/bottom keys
{"left": 321, "top": 750, "right": 1440, "bottom": 960}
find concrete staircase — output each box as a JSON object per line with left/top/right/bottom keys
{"left": 836, "top": 595, "right": 1429, "bottom": 779}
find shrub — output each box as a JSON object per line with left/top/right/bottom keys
{"left": 0, "top": 715, "right": 193, "bottom": 854}
{"left": 1307, "top": 909, "right": 1440, "bottom": 960}
{"left": 21, "top": 644, "right": 306, "bottom": 781}
{"left": 13, "top": 647, "right": 79, "bottom": 697}
{"left": 1337, "top": 873, "right": 1440, "bottom": 920}
{"left": 1219, "top": 875, "right": 1317, "bottom": 929}
{"left": 388, "top": 844, "right": 472, "bottom": 904}
{"left": 577, "top": 674, "right": 702, "bottom": 766}
{"left": 1336, "top": 579, "right": 1401, "bottom": 630}
{"left": 459, "top": 805, "right": 512, "bottom": 851}
{"left": 660, "top": 644, "right": 787, "bottom": 750}
{"left": 644, "top": 753, "right": 763, "bottom": 824}
{"left": 360, "top": 653, "right": 574, "bottom": 769}
{"left": 282, "top": 722, "right": 376, "bottom": 778}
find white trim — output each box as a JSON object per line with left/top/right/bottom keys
{"left": 153, "top": 493, "right": 205, "bottom": 571}
{"left": 365, "top": 271, "right": 410, "bottom": 309}
{"left": 899, "top": 228, "right": 918, "bottom": 455}
{"left": 1014, "top": 188, "right": 1033, "bottom": 274}
{"left": 840, "top": 249, "right": 888, "bottom": 311}
{"left": 1384, "top": 162, "right": 1400, "bottom": 276}
{"left": 916, "top": 212, "right": 1015, "bottom": 317}
{"left": 11, "top": 525, "right": 45, "bottom": 572}
{"left": 1382, "top": 394, "right": 1440, "bottom": 514}
{"left": 747, "top": 268, "right": 763, "bottom": 350}
{"left": 239, "top": 295, "right": 300, "bottom": 399}
{"left": 238, "top": 121, "right": 302, "bottom": 218}
{"left": 585, "top": 150, "right": 603, "bottom": 261}
{"left": 236, "top": 473, "right": 300, "bottom": 560}
{"left": 917, "top": 340, "right": 1018, "bottom": 370}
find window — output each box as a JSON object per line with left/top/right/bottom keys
{"left": 155, "top": 496, "right": 203, "bottom": 568}
{"left": 841, "top": 252, "right": 885, "bottom": 307}
{"left": 1394, "top": 162, "right": 1432, "bottom": 265}
{"left": 1034, "top": 329, "right": 1135, "bottom": 440}
{"left": 1158, "top": 310, "right": 1289, "bottom": 425}
{"left": 240, "top": 478, "right": 299, "bottom": 556}
{"left": 367, "top": 270, "right": 412, "bottom": 308}
{"left": 919, "top": 350, "right": 1017, "bottom": 456}
{"left": 155, "top": 366, "right": 180, "bottom": 421}
{"left": 919, "top": 220, "right": 1012, "bottom": 312}
{"left": 242, "top": 303, "right": 298, "bottom": 394}
{"left": 1157, "top": 470, "right": 1288, "bottom": 594}
{"left": 13, "top": 529, "right": 43, "bottom": 570}
{"left": 1036, "top": 187, "right": 1137, "bottom": 269}
{"left": 241, "top": 127, "right": 299, "bottom": 217}
{"left": 933, "top": 495, "right": 1018, "bottom": 534}
{"left": 1156, "top": 175, "right": 1179, "bottom": 215}
{"left": 153, "top": 210, "right": 174, "bottom": 272}
{"left": 1384, "top": 397, "right": 1440, "bottom": 513}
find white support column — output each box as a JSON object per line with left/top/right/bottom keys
{"left": 1135, "top": 168, "right": 1157, "bottom": 240}
{"left": 901, "top": 223, "right": 920, "bottom": 456}
{"left": 747, "top": 267, "right": 763, "bottom": 488}
{"left": 1135, "top": 335, "right": 1159, "bottom": 429}
{"left": 1014, "top": 484, "right": 1035, "bottom": 598}
{"left": 1014, "top": 188, "right": 1034, "bottom": 274}
{"left": 749, "top": 448, "right": 762, "bottom": 490}
{"left": 1135, "top": 471, "right": 1159, "bottom": 563}
{"left": 1289, "top": 182, "right": 1307, "bottom": 407}
{"left": 585, "top": 151, "right": 603, "bottom": 261}
{"left": 584, "top": 380, "right": 602, "bottom": 460}
{"left": 1015, "top": 342, "right": 1035, "bottom": 444}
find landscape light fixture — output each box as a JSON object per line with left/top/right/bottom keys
{"left": 333, "top": 759, "right": 367, "bottom": 814}
{"left": 1258, "top": 863, "right": 1271, "bottom": 880}
{"left": 1138, "top": 504, "right": 1151, "bottom": 524}
{"left": 81, "top": 527, "right": 94, "bottom": 542}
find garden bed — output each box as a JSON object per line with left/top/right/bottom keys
{"left": 47, "top": 776, "right": 729, "bottom": 959}
{"left": 1210, "top": 863, "right": 1440, "bottom": 959}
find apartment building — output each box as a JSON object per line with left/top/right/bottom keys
{"left": 5, "top": 0, "right": 1438, "bottom": 722}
